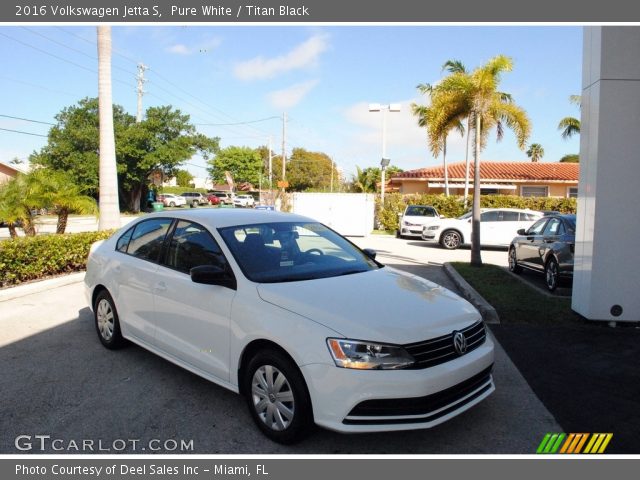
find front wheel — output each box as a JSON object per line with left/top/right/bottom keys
{"left": 243, "top": 350, "right": 313, "bottom": 444}
{"left": 169, "top": 201, "right": 175, "bottom": 207}
{"left": 440, "top": 230, "right": 462, "bottom": 250}
{"left": 508, "top": 247, "right": 523, "bottom": 274}
{"left": 545, "top": 257, "right": 559, "bottom": 292}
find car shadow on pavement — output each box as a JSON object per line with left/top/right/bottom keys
{"left": 0, "top": 299, "right": 557, "bottom": 454}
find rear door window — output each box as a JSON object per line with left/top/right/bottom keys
{"left": 126, "top": 218, "right": 173, "bottom": 262}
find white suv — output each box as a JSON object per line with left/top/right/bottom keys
{"left": 421, "top": 208, "right": 543, "bottom": 249}
{"left": 397, "top": 205, "right": 440, "bottom": 239}
{"left": 233, "top": 194, "right": 255, "bottom": 208}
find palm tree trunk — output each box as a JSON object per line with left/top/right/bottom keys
{"left": 8, "top": 223, "right": 17, "bottom": 239}
{"left": 463, "top": 116, "right": 471, "bottom": 206}
{"left": 23, "top": 216, "right": 36, "bottom": 237}
{"left": 56, "top": 208, "right": 69, "bottom": 234}
{"left": 471, "top": 114, "right": 483, "bottom": 267}
{"left": 443, "top": 139, "right": 449, "bottom": 197}
{"left": 97, "top": 26, "right": 121, "bottom": 230}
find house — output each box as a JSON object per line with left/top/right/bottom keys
{"left": 0, "top": 161, "right": 26, "bottom": 186}
{"left": 389, "top": 161, "right": 579, "bottom": 198}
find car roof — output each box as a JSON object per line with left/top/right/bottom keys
{"left": 139, "top": 208, "right": 315, "bottom": 229}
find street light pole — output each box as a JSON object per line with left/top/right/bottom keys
{"left": 368, "top": 103, "right": 400, "bottom": 205}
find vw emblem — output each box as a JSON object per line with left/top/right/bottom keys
{"left": 453, "top": 331, "right": 467, "bottom": 355}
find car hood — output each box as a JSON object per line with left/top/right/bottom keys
{"left": 430, "top": 218, "right": 469, "bottom": 229}
{"left": 256, "top": 267, "right": 480, "bottom": 344}
{"left": 402, "top": 215, "right": 439, "bottom": 226}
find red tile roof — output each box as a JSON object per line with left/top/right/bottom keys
{"left": 391, "top": 161, "right": 579, "bottom": 182}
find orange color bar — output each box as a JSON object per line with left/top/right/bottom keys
{"left": 560, "top": 434, "right": 576, "bottom": 454}
{"left": 574, "top": 433, "right": 590, "bottom": 453}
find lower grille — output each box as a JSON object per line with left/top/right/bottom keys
{"left": 343, "top": 365, "right": 493, "bottom": 425}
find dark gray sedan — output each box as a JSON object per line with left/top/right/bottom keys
{"left": 508, "top": 214, "right": 576, "bottom": 291}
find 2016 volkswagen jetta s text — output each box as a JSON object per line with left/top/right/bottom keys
{"left": 85, "top": 209, "right": 495, "bottom": 443}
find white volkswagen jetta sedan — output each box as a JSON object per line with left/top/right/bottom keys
{"left": 85, "top": 209, "right": 494, "bottom": 443}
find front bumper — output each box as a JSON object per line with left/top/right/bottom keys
{"left": 300, "top": 333, "right": 495, "bottom": 433}
{"left": 400, "top": 226, "right": 425, "bottom": 237}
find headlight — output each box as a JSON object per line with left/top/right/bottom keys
{"left": 403, "top": 221, "right": 417, "bottom": 227}
{"left": 326, "top": 338, "right": 415, "bottom": 370}
{"left": 426, "top": 225, "right": 440, "bottom": 231}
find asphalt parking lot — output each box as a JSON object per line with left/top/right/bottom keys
{"left": 0, "top": 235, "right": 560, "bottom": 454}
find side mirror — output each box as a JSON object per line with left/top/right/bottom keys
{"left": 190, "top": 265, "right": 236, "bottom": 289}
{"left": 517, "top": 229, "right": 526, "bottom": 235}
{"left": 362, "top": 248, "right": 377, "bottom": 260}
{"left": 439, "top": 215, "right": 445, "bottom": 219}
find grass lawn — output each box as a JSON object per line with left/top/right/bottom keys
{"left": 450, "top": 262, "right": 585, "bottom": 326}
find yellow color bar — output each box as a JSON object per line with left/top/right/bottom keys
{"left": 598, "top": 434, "right": 613, "bottom": 453}
{"left": 583, "top": 434, "right": 598, "bottom": 454}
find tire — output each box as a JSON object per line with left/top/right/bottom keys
{"left": 545, "top": 257, "right": 559, "bottom": 292}
{"left": 508, "top": 247, "right": 523, "bottom": 274}
{"left": 94, "top": 290, "right": 127, "bottom": 350}
{"left": 169, "top": 201, "right": 175, "bottom": 207}
{"left": 440, "top": 230, "right": 462, "bottom": 250}
{"left": 243, "top": 349, "right": 314, "bottom": 444}
{"left": 192, "top": 201, "right": 198, "bottom": 207}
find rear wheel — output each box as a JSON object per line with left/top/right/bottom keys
{"left": 243, "top": 349, "right": 313, "bottom": 444}
{"left": 94, "top": 290, "right": 127, "bottom": 349}
{"left": 169, "top": 201, "right": 175, "bottom": 207}
{"left": 508, "top": 247, "right": 523, "bottom": 274}
{"left": 440, "top": 230, "right": 462, "bottom": 250}
{"left": 545, "top": 257, "right": 559, "bottom": 292}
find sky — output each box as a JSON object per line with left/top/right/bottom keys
{"left": 0, "top": 26, "right": 583, "bottom": 180}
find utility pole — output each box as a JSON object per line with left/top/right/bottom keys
{"left": 268, "top": 136, "right": 273, "bottom": 189}
{"left": 281, "top": 112, "right": 287, "bottom": 194}
{"left": 330, "top": 159, "right": 334, "bottom": 193}
{"left": 136, "top": 63, "right": 148, "bottom": 123}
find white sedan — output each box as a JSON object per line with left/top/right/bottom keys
{"left": 158, "top": 193, "right": 187, "bottom": 208}
{"left": 233, "top": 194, "right": 256, "bottom": 208}
{"left": 421, "top": 208, "right": 543, "bottom": 249}
{"left": 85, "top": 209, "right": 494, "bottom": 443}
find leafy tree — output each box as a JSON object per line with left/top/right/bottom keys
{"left": 560, "top": 154, "right": 579, "bottom": 163}
{"left": 427, "top": 55, "right": 531, "bottom": 266}
{"left": 526, "top": 143, "right": 545, "bottom": 163}
{"left": 286, "top": 148, "right": 335, "bottom": 191}
{"left": 9, "top": 157, "right": 23, "bottom": 166}
{"left": 31, "top": 98, "right": 219, "bottom": 212}
{"left": 207, "top": 146, "right": 263, "bottom": 186}
{"left": 174, "top": 169, "right": 195, "bottom": 187}
{"left": 351, "top": 165, "right": 403, "bottom": 193}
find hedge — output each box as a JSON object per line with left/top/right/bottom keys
{"left": 377, "top": 193, "right": 577, "bottom": 232}
{"left": 158, "top": 186, "right": 209, "bottom": 195}
{"left": 0, "top": 230, "right": 115, "bottom": 288}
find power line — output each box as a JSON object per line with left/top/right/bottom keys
{"left": 194, "top": 116, "right": 282, "bottom": 127}
{"left": 0, "top": 114, "right": 55, "bottom": 125}
{"left": 56, "top": 26, "right": 140, "bottom": 66}
{"left": 0, "top": 127, "right": 48, "bottom": 138}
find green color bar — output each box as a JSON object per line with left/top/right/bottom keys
{"left": 537, "top": 433, "right": 552, "bottom": 454}
{"left": 550, "top": 433, "right": 566, "bottom": 453}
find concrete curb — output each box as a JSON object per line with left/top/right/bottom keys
{"left": 443, "top": 263, "right": 500, "bottom": 324}
{"left": 0, "top": 272, "right": 85, "bottom": 302}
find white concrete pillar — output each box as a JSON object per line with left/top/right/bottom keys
{"left": 573, "top": 27, "right": 640, "bottom": 321}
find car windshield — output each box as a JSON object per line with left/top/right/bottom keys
{"left": 405, "top": 206, "right": 434, "bottom": 216}
{"left": 218, "top": 221, "right": 380, "bottom": 283}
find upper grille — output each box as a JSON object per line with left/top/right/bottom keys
{"left": 404, "top": 321, "right": 486, "bottom": 369}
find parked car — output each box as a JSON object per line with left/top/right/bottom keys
{"left": 233, "top": 194, "right": 255, "bottom": 208}
{"left": 397, "top": 205, "right": 440, "bottom": 239}
{"left": 508, "top": 214, "right": 576, "bottom": 291}
{"left": 85, "top": 209, "right": 494, "bottom": 444}
{"left": 421, "top": 208, "right": 543, "bottom": 250}
{"left": 180, "top": 192, "right": 209, "bottom": 206}
{"left": 206, "top": 194, "right": 221, "bottom": 206}
{"left": 158, "top": 193, "right": 187, "bottom": 208}
{"left": 209, "top": 191, "right": 234, "bottom": 205}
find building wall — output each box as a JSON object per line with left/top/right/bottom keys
{"left": 397, "top": 180, "right": 577, "bottom": 197}
{"left": 0, "top": 164, "right": 18, "bottom": 185}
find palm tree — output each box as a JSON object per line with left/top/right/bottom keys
{"left": 558, "top": 95, "right": 581, "bottom": 139}
{"left": 0, "top": 174, "right": 37, "bottom": 237}
{"left": 526, "top": 143, "right": 545, "bottom": 163}
{"left": 97, "top": 26, "right": 120, "bottom": 230}
{"left": 412, "top": 83, "right": 465, "bottom": 197}
{"left": 427, "top": 55, "right": 531, "bottom": 265}
{"left": 30, "top": 169, "right": 97, "bottom": 234}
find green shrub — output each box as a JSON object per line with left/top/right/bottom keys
{"left": 158, "top": 186, "right": 208, "bottom": 195}
{"left": 0, "top": 230, "right": 115, "bottom": 287}
{"left": 377, "top": 193, "right": 577, "bottom": 232}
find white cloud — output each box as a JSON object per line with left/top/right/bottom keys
{"left": 233, "top": 34, "right": 329, "bottom": 81}
{"left": 267, "top": 80, "right": 319, "bottom": 109}
{"left": 166, "top": 44, "right": 191, "bottom": 55}
{"left": 165, "top": 37, "right": 222, "bottom": 55}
